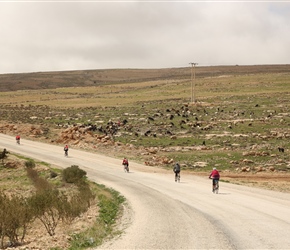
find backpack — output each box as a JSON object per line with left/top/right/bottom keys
{"left": 174, "top": 163, "right": 180, "bottom": 172}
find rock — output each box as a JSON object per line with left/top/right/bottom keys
{"left": 147, "top": 148, "right": 158, "bottom": 154}
{"left": 243, "top": 159, "right": 254, "bottom": 164}
{"left": 255, "top": 166, "right": 264, "bottom": 172}
{"left": 194, "top": 161, "right": 208, "bottom": 168}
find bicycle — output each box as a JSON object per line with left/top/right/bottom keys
{"left": 16, "top": 135, "right": 20, "bottom": 145}
{"left": 175, "top": 172, "right": 180, "bottom": 182}
{"left": 212, "top": 179, "right": 219, "bottom": 194}
{"left": 122, "top": 157, "right": 129, "bottom": 173}
{"left": 123, "top": 164, "right": 129, "bottom": 173}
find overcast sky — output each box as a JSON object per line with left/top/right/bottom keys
{"left": 0, "top": 1, "right": 289, "bottom": 74}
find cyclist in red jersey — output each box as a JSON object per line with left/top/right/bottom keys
{"left": 16, "top": 135, "right": 20, "bottom": 144}
{"left": 122, "top": 157, "right": 129, "bottom": 172}
{"left": 209, "top": 167, "right": 220, "bottom": 192}
{"left": 64, "top": 145, "right": 69, "bottom": 156}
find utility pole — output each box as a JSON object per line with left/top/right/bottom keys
{"left": 189, "top": 62, "right": 198, "bottom": 103}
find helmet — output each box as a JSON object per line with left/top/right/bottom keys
{"left": 213, "top": 167, "right": 216, "bottom": 170}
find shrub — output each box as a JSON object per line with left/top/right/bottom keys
{"left": 63, "top": 194, "right": 89, "bottom": 224}
{"left": 0, "top": 192, "right": 33, "bottom": 248}
{"left": 26, "top": 166, "right": 93, "bottom": 237}
{"left": 28, "top": 189, "right": 68, "bottom": 236}
{"left": 26, "top": 167, "right": 52, "bottom": 191}
{"left": 0, "top": 148, "right": 9, "bottom": 166}
{"left": 50, "top": 170, "right": 58, "bottom": 178}
{"left": 77, "top": 182, "right": 95, "bottom": 207}
{"left": 62, "top": 165, "right": 87, "bottom": 184}
{"left": 24, "top": 160, "right": 35, "bottom": 169}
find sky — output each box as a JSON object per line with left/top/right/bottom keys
{"left": 0, "top": 0, "right": 290, "bottom": 74}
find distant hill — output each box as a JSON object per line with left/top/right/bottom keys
{"left": 0, "top": 64, "right": 289, "bottom": 92}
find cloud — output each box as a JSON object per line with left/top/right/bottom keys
{"left": 0, "top": 1, "right": 289, "bottom": 73}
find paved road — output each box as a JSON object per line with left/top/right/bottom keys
{"left": 1, "top": 134, "right": 290, "bottom": 249}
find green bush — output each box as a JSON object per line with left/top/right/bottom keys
{"left": 25, "top": 160, "right": 36, "bottom": 169}
{"left": 62, "top": 165, "right": 87, "bottom": 184}
{"left": 26, "top": 166, "right": 94, "bottom": 237}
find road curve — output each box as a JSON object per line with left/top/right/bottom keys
{"left": 1, "top": 134, "right": 290, "bottom": 249}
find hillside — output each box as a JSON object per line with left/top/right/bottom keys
{"left": 0, "top": 63, "right": 289, "bottom": 193}
{"left": 0, "top": 64, "right": 290, "bottom": 92}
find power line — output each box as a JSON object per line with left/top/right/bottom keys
{"left": 189, "top": 62, "right": 198, "bottom": 103}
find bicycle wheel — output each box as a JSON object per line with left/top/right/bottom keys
{"left": 215, "top": 181, "right": 219, "bottom": 194}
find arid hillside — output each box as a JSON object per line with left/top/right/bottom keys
{"left": 0, "top": 64, "right": 290, "bottom": 193}
{"left": 0, "top": 64, "right": 290, "bottom": 92}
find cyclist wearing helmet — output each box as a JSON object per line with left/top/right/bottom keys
{"left": 64, "top": 145, "right": 69, "bottom": 156}
{"left": 16, "top": 135, "right": 20, "bottom": 144}
{"left": 173, "top": 162, "right": 181, "bottom": 182}
{"left": 209, "top": 167, "right": 220, "bottom": 192}
{"left": 122, "top": 157, "right": 129, "bottom": 172}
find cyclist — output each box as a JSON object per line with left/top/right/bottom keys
{"left": 173, "top": 162, "right": 181, "bottom": 182}
{"left": 64, "top": 145, "right": 69, "bottom": 157}
{"left": 122, "top": 157, "right": 129, "bottom": 172}
{"left": 209, "top": 167, "right": 220, "bottom": 192}
{"left": 16, "top": 135, "right": 20, "bottom": 144}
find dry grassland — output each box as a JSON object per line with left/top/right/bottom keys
{"left": 0, "top": 64, "right": 290, "bottom": 193}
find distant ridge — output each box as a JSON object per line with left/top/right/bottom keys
{"left": 0, "top": 64, "right": 289, "bottom": 92}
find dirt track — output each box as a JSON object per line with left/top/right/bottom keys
{"left": 1, "top": 122, "right": 290, "bottom": 194}
{"left": 1, "top": 134, "right": 290, "bottom": 249}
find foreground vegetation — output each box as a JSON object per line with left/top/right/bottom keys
{"left": 0, "top": 154, "right": 125, "bottom": 249}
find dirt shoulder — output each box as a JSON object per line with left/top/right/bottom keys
{"left": 193, "top": 171, "right": 290, "bottom": 193}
